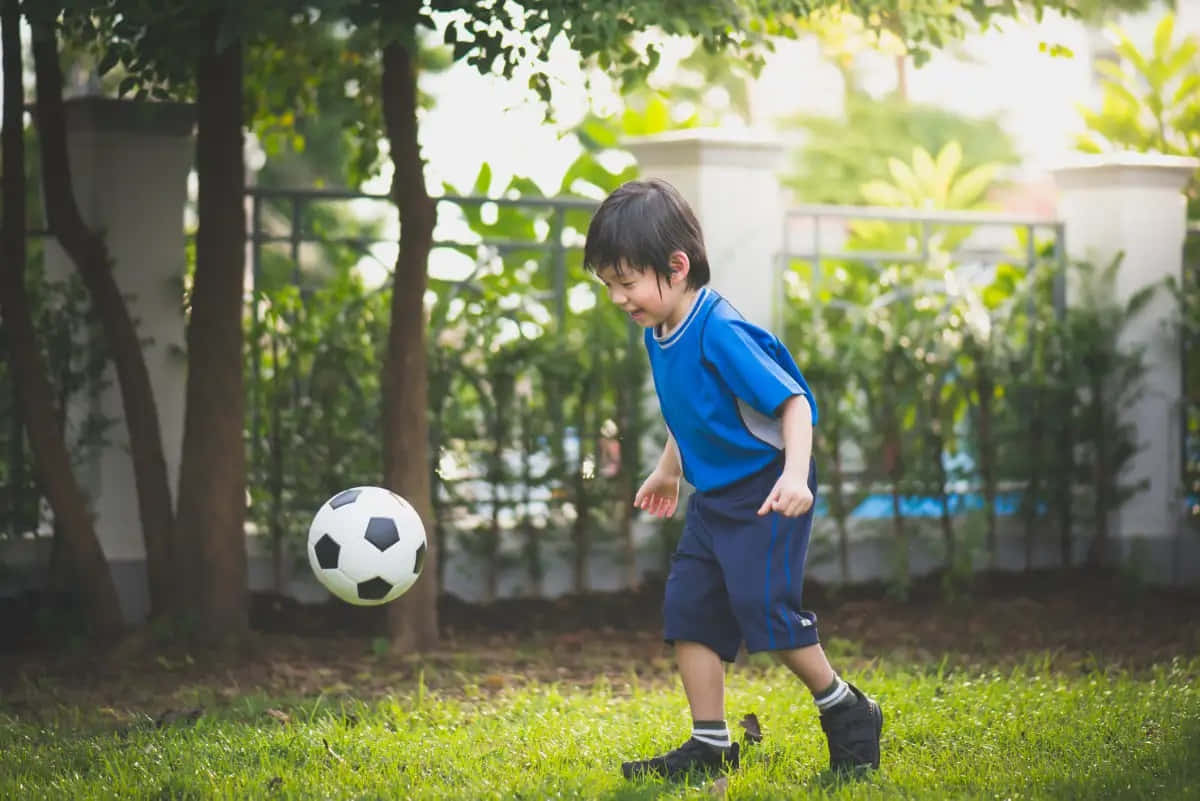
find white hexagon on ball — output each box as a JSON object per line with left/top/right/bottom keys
{"left": 307, "top": 486, "right": 427, "bottom": 606}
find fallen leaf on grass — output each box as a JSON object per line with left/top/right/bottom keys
{"left": 155, "top": 708, "right": 203, "bottom": 729}
{"left": 738, "top": 713, "right": 763, "bottom": 744}
{"left": 265, "top": 708, "right": 290, "bottom": 725}
{"left": 323, "top": 738, "right": 346, "bottom": 764}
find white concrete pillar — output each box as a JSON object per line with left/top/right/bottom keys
{"left": 42, "top": 97, "right": 194, "bottom": 620}
{"left": 1175, "top": 1, "right": 1200, "bottom": 39}
{"left": 1052, "top": 153, "right": 1199, "bottom": 567}
{"left": 623, "top": 129, "right": 786, "bottom": 331}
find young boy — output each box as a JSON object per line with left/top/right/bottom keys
{"left": 583, "top": 178, "right": 883, "bottom": 780}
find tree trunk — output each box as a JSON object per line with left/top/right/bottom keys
{"left": 1022, "top": 386, "right": 1045, "bottom": 571}
{"left": 381, "top": 39, "right": 439, "bottom": 652}
{"left": 1086, "top": 383, "right": 1110, "bottom": 568}
{"left": 926, "top": 382, "right": 955, "bottom": 572}
{"left": 615, "top": 354, "right": 639, "bottom": 591}
{"left": 974, "top": 360, "right": 998, "bottom": 568}
{"left": 29, "top": 18, "right": 178, "bottom": 618}
{"left": 519, "top": 396, "right": 543, "bottom": 596}
{"left": 174, "top": 31, "right": 248, "bottom": 639}
{"left": 571, "top": 413, "right": 592, "bottom": 595}
{"left": 1, "top": 0, "right": 123, "bottom": 636}
{"left": 881, "top": 354, "right": 908, "bottom": 595}
{"left": 1055, "top": 385, "right": 1076, "bottom": 567}
{"left": 827, "top": 420, "right": 852, "bottom": 586}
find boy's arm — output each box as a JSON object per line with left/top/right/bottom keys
{"left": 758, "top": 394, "right": 814, "bottom": 517}
{"left": 635, "top": 431, "right": 683, "bottom": 518}
{"left": 780, "top": 394, "right": 814, "bottom": 474}
{"left": 656, "top": 430, "right": 683, "bottom": 478}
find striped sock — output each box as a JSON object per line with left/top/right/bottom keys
{"left": 814, "top": 676, "right": 856, "bottom": 714}
{"left": 691, "top": 719, "right": 731, "bottom": 748}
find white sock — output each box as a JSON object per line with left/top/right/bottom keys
{"left": 692, "top": 719, "right": 731, "bottom": 748}
{"left": 814, "top": 676, "right": 854, "bottom": 713}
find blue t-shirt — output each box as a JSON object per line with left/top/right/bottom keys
{"left": 645, "top": 288, "right": 817, "bottom": 492}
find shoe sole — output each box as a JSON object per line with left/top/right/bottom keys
{"left": 621, "top": 742, "right": 740, "bottom": 781}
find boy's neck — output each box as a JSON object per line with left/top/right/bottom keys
{"left": 660, "top": 287, "right": 702, "bottom": 337}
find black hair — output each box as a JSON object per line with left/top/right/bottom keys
{"left": 582, "top": 178, "right": 710, "bottom": 289}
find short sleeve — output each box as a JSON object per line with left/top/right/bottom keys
{"left": 703, "top": 316, "right": 815, "bottom": 420}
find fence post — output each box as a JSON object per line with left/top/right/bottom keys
{"left": 1053, "top": 152, "right": 1200, "bottom": 583}
{"left": 41, "top": 98, "right": 194, "bottom": 622}
{"left": 623, "top": 129, "right": 786, "bottom": 331}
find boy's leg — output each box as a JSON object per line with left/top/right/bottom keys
{"left": 774, "top": 644, "right": 882, "bottom": 774}
{"left": 622, "top": 498, "right": 741, "bottom": 781}
{"left": 715, "top": 459, "right": 882, "bottom": 775}
{"left": 677, "top": 640, "right": 726, "bottom": 720}
{"left": 772, "top": 642, "right": 835, "bottom": 693}
{"left": 622, "top": 645, "right": 741, "bottom": 781}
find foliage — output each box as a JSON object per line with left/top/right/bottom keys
{"left": 244, "top": 269, "right": 390, "bottom": 588}
{"left": 1059, "top": 254, "right": 1155, "bottom": 564}
{"left": 1181, "top": 232, "right": 1200, "bottom": 532}
{"left": 1076, "top": 12, "right": 1200, "bottom": 216}
{"left": 23, "top": 0, "right": 1159, "bottom": 631}
{"left": 782, "top": 133, "right": 1151, "bottom": 596}
{"left": 783, "top": 94, "right": 1019, "bottom": 205}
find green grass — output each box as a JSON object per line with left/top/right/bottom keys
{"left": 2, "top": 656, "right": 1198, "bottom": 800}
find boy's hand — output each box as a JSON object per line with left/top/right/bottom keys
{"left": 757, "top": 467, "right": 814, "bottom": 517}
{"left": 635, "top": 469, "right": 680, "bottom": 518}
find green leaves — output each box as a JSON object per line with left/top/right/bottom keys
{"left": 1075, "top": 12, "right": 1200, "bottom": 215}
{"left": 862, "top": 142, "right": 1004, "bottom": 212}
{"left": 784, "top": 92, "right": 1018, "bottom": 206}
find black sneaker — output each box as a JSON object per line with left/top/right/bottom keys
{"left": 820, "top": 683, "right": 883, "bottom": 775}
{"left": 621, "top": 737, "right": 740, "bottom": 780}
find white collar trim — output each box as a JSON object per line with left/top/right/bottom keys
{"left": 654, "top": 287, "right": 711, "bottom": 348}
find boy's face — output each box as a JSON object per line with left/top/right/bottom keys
{"left": 596, "top": 255, "right": 693, "bottom": 330}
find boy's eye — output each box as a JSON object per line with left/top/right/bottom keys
{"left": 622, "top": 282, "right": 635, "bottom": 289}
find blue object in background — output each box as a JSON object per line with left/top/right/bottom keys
{"left": 815, "top": 491, "right": 1027, "bottom": 519}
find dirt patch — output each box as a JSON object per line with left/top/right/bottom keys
{"left": 1, "top": 568, "right": 1197, "bottom": 716}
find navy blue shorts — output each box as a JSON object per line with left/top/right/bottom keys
{"left": 663, "top": 457, "right": 819, "bottom": 662}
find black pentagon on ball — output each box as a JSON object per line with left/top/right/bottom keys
{"left": 313, "top": 534, "right": 340, "bottom": 569}
{"left": 357, "top": 577, "right": 392, "bottom": 601}
{"left": 413, "top": 542, "right": 426, "bottom": 575}
{"left": 329, "top": 488, "right": 362, "bottom": 509}
{"left": 364, "top": 516, "right": 400, "bottom": 551}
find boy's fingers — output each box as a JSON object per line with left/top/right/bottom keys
{"left": 757, "top": 488, "right": 776, "bottom": 516}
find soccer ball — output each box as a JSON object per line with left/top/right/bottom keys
{"left": 307, "top": 486, "right": 427, "bottom": 606}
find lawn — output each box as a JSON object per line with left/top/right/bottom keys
{"left": 1, "top": 643, "right": 1197, "bottom": 800}
{"left": 2, "top": 572, "right": 1198, "bottom": 800}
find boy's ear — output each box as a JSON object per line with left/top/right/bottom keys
{"left": 668, "top": 251, "right": 691, "bottom": 285}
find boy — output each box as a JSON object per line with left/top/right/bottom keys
{"left": 583, "top": 178, "right": 883, "bottom": 781}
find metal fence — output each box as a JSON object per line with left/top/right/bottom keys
{"left": 7, "top": 190, "right": 1195, "bottom": 598}
{"left": 242, "top": 187, "right": 664, "bottom": 600}
{"left": 779, "top": 204, "right": 1067, "bottom": 321}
